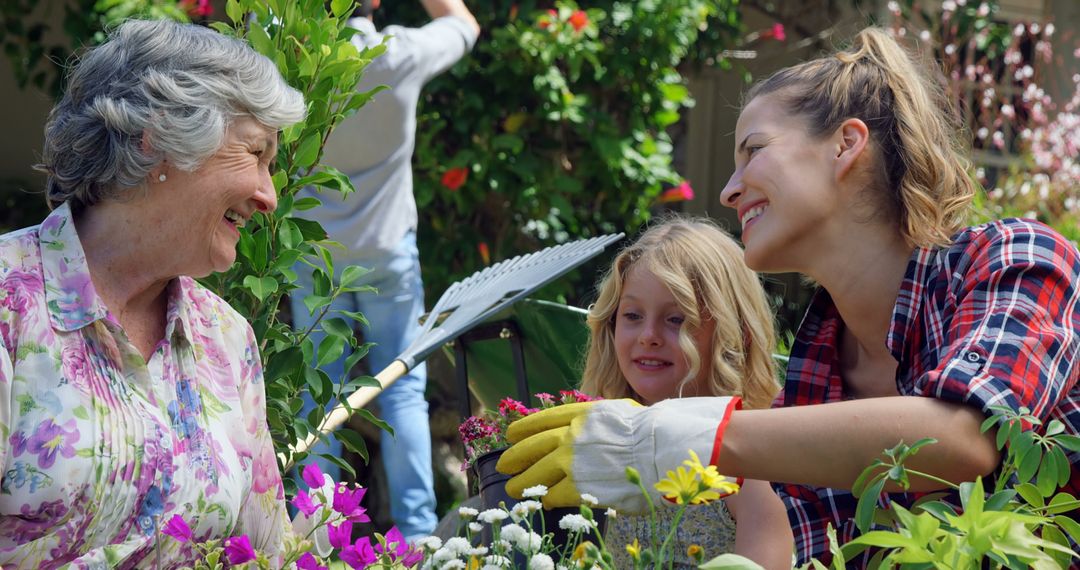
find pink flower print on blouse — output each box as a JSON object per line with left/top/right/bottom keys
{"left": 25, "top": 419, "right": 80, "bottom": 469}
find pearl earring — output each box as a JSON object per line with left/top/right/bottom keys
{"left": 158, "top": 173, "right": 167, "bottom": 182}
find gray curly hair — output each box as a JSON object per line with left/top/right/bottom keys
{"left": 39, "top": 19, "right": 305, "bottom": 210}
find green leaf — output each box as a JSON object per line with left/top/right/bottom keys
{"left": 264, "top": 347, "right": 304, "bottom": 383}
{"left": 304, "top": 367, "right": 326, "bottom": 401}
{"left": 247, "top": 22, "right": 273, "bottom": 57}
{"left": 1054, "top": 434, "right": 1080, "bottom": 453}
{"left": 225, "top": 0, "right": 242, "bottom": 23}
{"left": 352, "top": 407, "right": 393, "bottom": 437}
{"left": 293, "top": 131, "right": 322, "bottom": 169}
{"left": 243, "top": 275, "right": 278, "bottom": 301}
{"left": 317, "top": 335, "right": 346, "bottom": 367}
{"left": 334, "top": 428, "right": 370, "bottom": 463}
{"left": 321, "top": 317, "right": 355, "bottom": 342}
{"left": 1051, "top": 445, "right": 1072, "bottom": 488}
{"left": 847, "top": 530, "right": 920, "bottom": 549}
{"left": 1036, "top": 453, "right": 1060, "bottom": 497}
{"left": 1015, "top": 482, "right": 1046, "bottom": 508}
{"left": 73, "top": 406, "right": 89, "bottom": 420}
{"left": 1055, "top": 515, "right": 1080, "bottom": 545}
{"left": 1017, "top": 443, "right": 1043, "bottom": 482}
{"left": 855, "top": 476, "right": 885, "bottom": 533}
{"left": 294, "top": 197, "right": 323, "bottom": 210}
{"left": 302, "top": 295, "right": 331, "bottom": 316}
{"left": 984, "top": 489, "right": 1017, "bottom": 511}
{"left": 1046, "top": 492, "right": 1079, "bottom": 515}
{"left": 345, "top": 375, "right": 380, "bottom": 390}
{"left": 340, "top": 264, "right": 371, "bottom": 288}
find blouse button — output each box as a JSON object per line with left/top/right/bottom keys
{"left": 965, "top": 351, "right": 981, "bottom": 363}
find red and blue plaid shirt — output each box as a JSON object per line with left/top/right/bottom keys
{"left": 774, "top": 218, "right": 1080, "bottom": 566}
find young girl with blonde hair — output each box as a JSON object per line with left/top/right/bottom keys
{"left": 580, "top": 216, "right": 792, "bottom": 569}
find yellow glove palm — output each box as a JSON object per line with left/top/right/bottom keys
{"left": 496, "top": 402, "right": 600, "bottom": 507}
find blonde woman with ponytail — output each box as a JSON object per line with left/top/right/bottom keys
{"left": 498, "top": 28, "right": 1080, "bottom": 567}
{"left": 578, "top": 216, "right": 792, "bottom": 569}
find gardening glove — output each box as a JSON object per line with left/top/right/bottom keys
{"left": 496, "top": 396, "right": 740, "bottom": 513}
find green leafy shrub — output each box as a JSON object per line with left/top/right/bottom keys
{"left": 374, "top": 0, "right": 742, "bottom": 302}
{"left": 802, "top": 408, "right": 1080, "bottom": 568}
{"left": 200, "top": 0, "right": 392, "bottom": 480}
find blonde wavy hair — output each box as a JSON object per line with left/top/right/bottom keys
{"left": 579, "top": 216, "right": 780, "bottom": 410}
{"left": 746, "top": 27, "right": 976, "bottom": 248}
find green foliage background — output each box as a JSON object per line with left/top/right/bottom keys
{"left": 376, "top": 0, "right": 742, "bottom": 304}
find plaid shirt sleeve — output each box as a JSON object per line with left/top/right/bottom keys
{"left": 913, "top": 220, "right": 1080, "bottom": 428}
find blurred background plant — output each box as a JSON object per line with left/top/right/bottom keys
{"left": 374, "top": 0, "right": 743, "bottom": 304}
{"left": 885, "top": 0, "right": 1080, "bottom": 244}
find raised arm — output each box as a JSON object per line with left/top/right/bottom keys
{"left": 420, "top": 0, "right": 480, "bottom": 37}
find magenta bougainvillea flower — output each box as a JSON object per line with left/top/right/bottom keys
{"left": 328, "top": 520, "right": 354, "bottom": 550}
{"left": 291, "top": 489, "right": 319, "bottom": 517}
{"left": 332, "top": 484, "right": 371, "bottom": 523}
{"left": 301, "top": 463, "right": 325, "bottom": 489}
{"left": 296, "top": 552, "right": 328, "bottom": 570}
{"left": 340, "top": 536, "right": 378, "bottom": 569}
{"left": 161, "top": 514, "right": 193, "bottom": 543}
{"left": 223, "top": 535, "right": 257, "bottom": 564}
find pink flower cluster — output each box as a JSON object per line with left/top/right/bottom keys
{"left": 459, "top": 391, "right": 601, "bottom": 467}
{"left": 162, "top": 464, "right": 423, "bottom": 569}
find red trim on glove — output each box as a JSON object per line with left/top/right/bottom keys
{"left": 709, "top": 397, "right": 743, "bottom": 493}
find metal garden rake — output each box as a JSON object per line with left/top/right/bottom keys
{"left": 290, "top": 232, "right": 624, "bottom": 458}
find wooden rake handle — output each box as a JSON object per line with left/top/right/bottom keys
{"left": 283, "top": 359, "right": 409, "bottom": 468}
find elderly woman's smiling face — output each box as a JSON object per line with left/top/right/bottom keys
{"left": 156, "top": 116, "right": 278, "bottom": 277}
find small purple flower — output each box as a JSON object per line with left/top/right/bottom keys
{"left": 296, "top": 552, "right": 327, "bottom": 570}
{"left": 291, "top": 489, "right": 318, "bottom": 517}
{"left": 328, "top": 520, "right": 354, "bottom": 549}
{"left": 26, "top": 419, "right": 79, "bottom": 469}
{"left": 332, "top": 483, "right": 371, "bottom": 523}
{"left": 223, "top": 535, "right": 257, "bottom": 564}
{"left": 301, "top": 463, "right": 325, "bottom": 490}
{"left": 340, "top": 536, "right": 378, "bottom": 569}
{"left": 161, "top": 514, "right": 193, "bottom": 543}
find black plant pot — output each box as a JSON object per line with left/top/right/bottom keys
{"left": 472, "top": 448, "right": 607, "bottom": 552}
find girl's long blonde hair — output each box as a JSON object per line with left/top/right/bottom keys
{"left": 579, "top": 216, "right": 780, "bottom": 410}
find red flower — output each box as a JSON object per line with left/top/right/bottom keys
{"left": 569, "top": 10, "right": 589, "bottom": 32}
{"left": 658, "top": 180, "right": 695, "bottom": 203}
{"left": 761, "top": 23, "right": 786, "bottom": 42}
{"left": 478, "top": 242, "right": 491, "bottom": 265}
{"left": 440, "top": 167, "right": 469, "bottom": 191}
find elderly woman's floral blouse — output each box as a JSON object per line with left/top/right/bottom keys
{"left": 0, "top": 203, "right": 289, "bottom": 568}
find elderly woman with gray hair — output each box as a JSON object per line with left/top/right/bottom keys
{"left": 0, "top": 19, "right": 305, "bottom": 567}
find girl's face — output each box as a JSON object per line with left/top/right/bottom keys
{"left": 613, "top": 265, "right": 715, "bottom": 405}
{"left": 719, "top": 94, "right": 840, "bottom": 273}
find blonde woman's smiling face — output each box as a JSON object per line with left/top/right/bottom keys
{"left": 613, "top": 265, "right": 714, "bottom": 404}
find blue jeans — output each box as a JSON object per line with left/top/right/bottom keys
{"left": 290, "top": 231, "right": 437, "bottom": 540}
